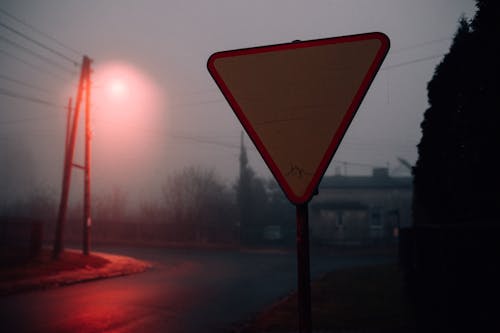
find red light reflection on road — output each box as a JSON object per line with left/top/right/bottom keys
{"left": 41, "top": 262, "right": 200, "bottom": 332}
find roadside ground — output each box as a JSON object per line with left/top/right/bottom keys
{"left": 232, "top": 263, "right": 416, "bottom": 333}
{"left": 0, "top": 247, "right": 151, "bottom": 296}
{"left": 1, "top": 245, "right": 414, "bottom": 332}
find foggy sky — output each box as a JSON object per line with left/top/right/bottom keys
{"left": 0, "top": 0, "right": 477, "bottom": 205}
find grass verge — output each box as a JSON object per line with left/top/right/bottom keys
{"left": 240, "top": 264, "right": 415, "bottom": 332}
{"left": 0, "top": 248, "right": 110, "bottom": 283}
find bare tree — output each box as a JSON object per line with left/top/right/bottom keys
{"left": 162, "top": 166, "right": 233, "bottom": 241}
{"left": 93, "top": 186, "right": 128, "bottom": 222}
{"left": 2, "top": 183, "right": 57, "bottom": 221}
{"left": 138, "top": 198, "right": 163, "bottom": 224}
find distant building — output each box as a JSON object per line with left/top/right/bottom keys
{"left": 311, "top": 167, "right": 412, "bottom": 246}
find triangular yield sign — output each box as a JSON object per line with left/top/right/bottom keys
{"left": 208, "top": 32, "right": 390, "bottom": 204}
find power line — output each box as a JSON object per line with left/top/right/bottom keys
{"left": 92, "top": 117, "right": 242, "bottom": 151}
{"left": 0, "top": 114, "right": 63, "bottom": 125}
{"left": 0, "top": 20, "right": 78, "bottom": 66}
{"left": 381, "top": 53, "right": 445, "bottom": 70}
{"left": 168, "top": 98, "right": 226, "bottom": 110}
{"left": 169, "top": 133, "right": 239, "bottom": 149}
{"left": 391, "top": 36, "right": 451, "bottom": 54}
{"left": 0, "top": 73, "right": 56, "bottom": 94}
{"left": 0, "top": 35, "right": 77, "bottom": 74}
{"left": 0, "top": 87, "right": 64, "bottom": 109}
{"left": 0, "top": 130, "right": 61, "bottom": 138}
{"left": 0, "top": 7, "right": 82, "bottom": 57}
{"left": 96, "top": 118, "right": 415, "bottom": 156}
{"left": 0, "top": 48, "right": 69, "bottom": 81}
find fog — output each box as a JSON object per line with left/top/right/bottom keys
{"left": 0, "top": 0, "right": 476, "bottom": 208}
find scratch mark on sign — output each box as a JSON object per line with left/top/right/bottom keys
{"left": 286, "top": 164, "right": 312, "bottom": 179}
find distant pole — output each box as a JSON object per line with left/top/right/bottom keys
{"left": 296, "top": 203, "right": 312, "bottom": 333}
{"left": 83, "top": 55, "right": 92, "bottom": 255}
{"left": 53, "top": 57, "right": 87, "bottom": 259}
{"left": 65, "top": 98, "right": 72, "bottom": 152}
{"left": 61, "top": 97, "right": 72, "bottom": 211}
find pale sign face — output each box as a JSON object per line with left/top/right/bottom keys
{"left": 208, "top": 32, "right": 389, "bottom": 204}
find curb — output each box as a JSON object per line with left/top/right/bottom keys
{"left": 0, "top": 250, "right": 152, "bottom": 296}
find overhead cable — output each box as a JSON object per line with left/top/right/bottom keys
{"left": 0, "top": 35, "right": 77, "bottom": 74}
{"left": 0, "top": 114, "right": 63, "bottom": 125}
{"left": 0, "top": 20, "right": 79, "bottom": 66}
{"left": 0, "top": 73, "right": 56, "bottom": 94}
{"left": 382, "top": 53, "right": 445, "bottom": 70}
{"left": 391, "top": 36, "right": 451, "bottom": 54}
{"left": 0, "top": 7, "right": 83, "bottom": 57}
{"left": 0, "top": 87, "right": 63, "bottom": 109}
{"left": 0, "top": 48, "right": 69, "bottom": 80}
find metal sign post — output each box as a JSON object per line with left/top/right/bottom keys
{"left": 296, "top": 203, "right": 311, "bottom": 333}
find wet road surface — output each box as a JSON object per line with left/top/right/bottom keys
{"left": 0, "top": 246, "right": 394, "bottom": 332}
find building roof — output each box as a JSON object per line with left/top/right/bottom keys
{"left": 320, "top": 168, "right": 412, "bottom": 190}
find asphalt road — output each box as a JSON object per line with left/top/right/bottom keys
{"left": 0, "top": 246, "right": 394, "bottom": 333}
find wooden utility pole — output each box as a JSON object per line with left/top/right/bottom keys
{"left": 53, "top": 56, "right": 92, "bottom": 258}
{"left": 83, "top": 57, "right": 92, "bottom": 255}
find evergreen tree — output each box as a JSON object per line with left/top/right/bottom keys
{"left": 236, "top": 132, "right": 268, "bottom": 243}
{"left": 413, "top": 0, "right": 500, "bottom": 225}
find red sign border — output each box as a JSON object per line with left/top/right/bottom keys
{"left": 207, "top": 32, "right": 390, "bottom": 204}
